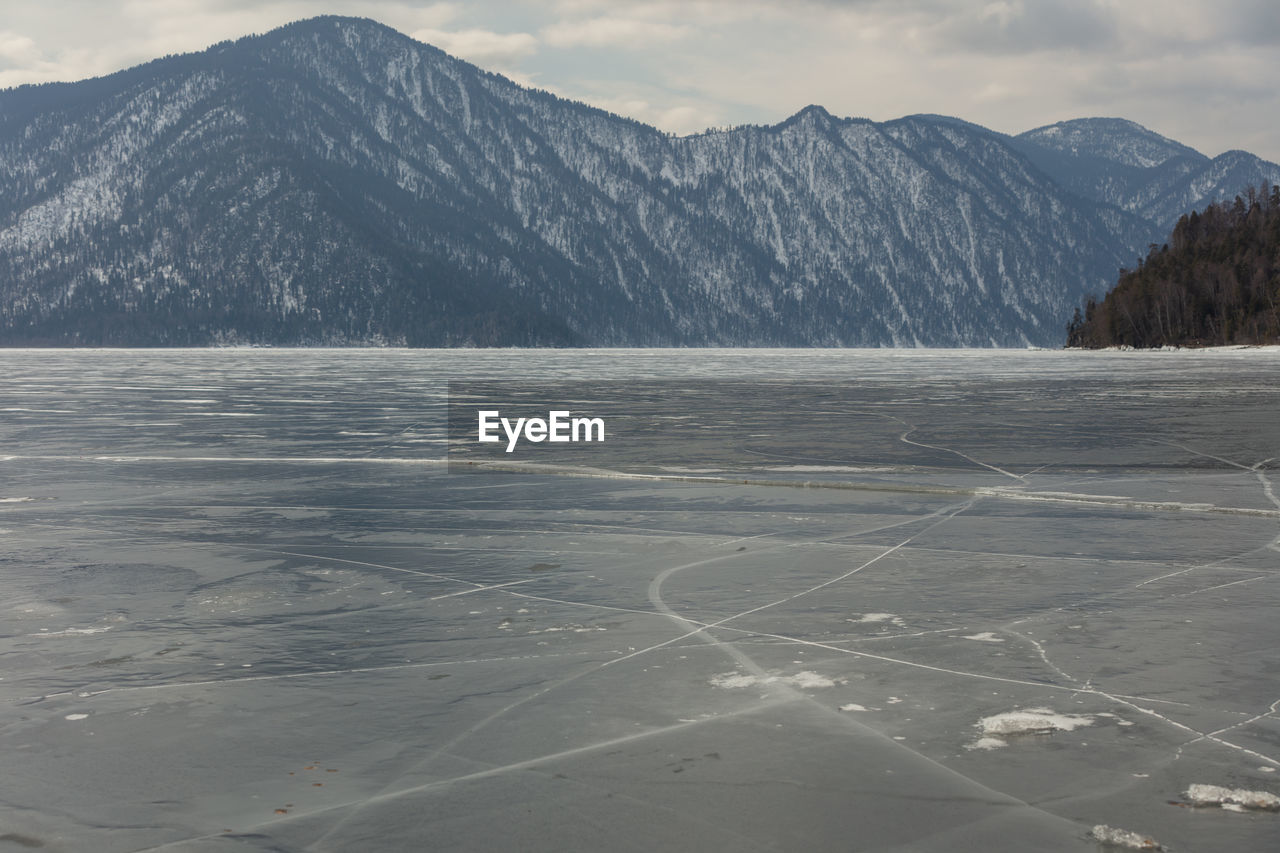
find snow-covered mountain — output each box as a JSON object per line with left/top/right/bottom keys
{"left": 2, "top": 16, "right": 1276, "bottom": 346}
{"left": 1012, "top": 118, "right": 1280, "bottom": 233}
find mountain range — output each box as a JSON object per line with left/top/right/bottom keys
{"left": 2, "top": 16, "right": 1278, "bottom": 346}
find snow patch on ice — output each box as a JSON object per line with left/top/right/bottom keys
{"left": 974, "top": 707, "right": 1094, "bottom": 747}
{"left": 979, "top": 707, "right": 1094, "bottom": 735}
{"left": 64, "top": 714, "right": 89, "bottom": 721}
{"left": 966, "top": 737, "right": 1006, "bottom": 750}
{"left": 36, "top": 626, "right": 113, "bottom": 637}
{"left": 850, "top": 612, "right": 905, "bottom": 628}
{"left": 710, "top": 670, "right": 837, "bottom": 690}
{"left": 1184, "top": 783, "right": 1280, "bottom": 811}
{"left": 1090, "top": 824, "right": 1162, "bottom": 849}
{"left": 765, "top": 465, "right": 899, "bottom": 473}
{"left": 962, "top": 631, "right": 1004, "bottom": 642}
{"left": 839, "top": 703, "right": 868, "bottom": 712}
{"left": 789, "top": 671, "right": 838, "bottom": 688}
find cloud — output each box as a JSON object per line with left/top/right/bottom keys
{"left": 578, "top": 94, "right": 720, "bottom": 134}
{"left": 941, "top": 0, "right": 1118, "bottom": 54}
{"left": 1, "top": 0, "right": 1277, "bottom": 163}
{"left": 0, "top": 29, "right": 104, "bottom": 88}
{"left": 1229, "top": 0, "right": 1280, "bottom": 45}
{"left": 541, "top": 16, "right": 693, "bottom": 49}
{"left": 409, "top": 27, "right": 538, "bottom": 64}
{"left": 0, "top": 32, "right": 43, "bottom": 68}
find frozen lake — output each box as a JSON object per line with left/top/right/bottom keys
{"left": 1, "top": 348, "right": 1279, "bottom": 851}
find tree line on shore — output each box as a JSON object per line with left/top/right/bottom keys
{"left": 1067, "top": 184, "right": 1280, "bottom": 348}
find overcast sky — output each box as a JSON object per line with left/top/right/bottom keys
{"left": 2, "top": 0, "right": 1277, "bottom": 162}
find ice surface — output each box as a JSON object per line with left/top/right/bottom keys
{"left": 1, "top": 348, "right": 1278, "bottom": 852}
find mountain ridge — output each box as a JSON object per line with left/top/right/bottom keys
{"left": 2, "top": 15, "right": 1278, "bottom": 347}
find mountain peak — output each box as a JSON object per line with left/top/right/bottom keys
{"left": 269, "top": 14, "right": 396, "bottom": 37}
{"left": 776, "top": 104, "right": 841, "bottom": 132}
{"left": 1018, "top": 117, "right": 1203, "bottom": 168}
{"left": 242, "top": 15, "right": 449, "bottom": 64}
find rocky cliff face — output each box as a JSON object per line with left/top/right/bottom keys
{"left": 2, "top": 16, "right": 1276, "bottom": 346}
